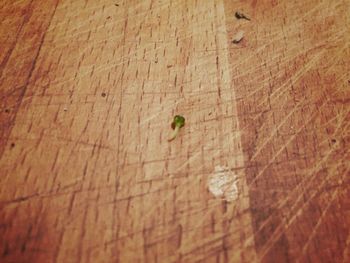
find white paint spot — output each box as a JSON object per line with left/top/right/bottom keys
{"left": 232, "top": 30, "right": 244, "bottom": 44}
{"left": 208, "top": 165, "right": 239, "bottom": 202}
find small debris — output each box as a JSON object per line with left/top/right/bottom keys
{"left": 4, "top": 109, "right": 10, "bottom": 113}
{"left": 331, "top": 139, "right": 337, "bottom": 143}
{"left": 107, "top": 16, "right": 111, "bottom": 19}
{"left": 168, "top": 115, "right": 185, "bottom": 141}
{"left": 235, "top": 11, "right": 251, "bottom": 21}
{"left": 10, "top": 143, "right": 15, "bottom": 148}
{"left": 63, "top": 107, "right": 68, "bottom": 112}
{"left": 167, "top": 65, "right": 173, "bottom": 68}
{"left": 101, "top": 92, "right": 107, "bottom": 97}
{"left": 115, "top": 3, "right": 119, "bottom": 6}
{"left": 232, "top": 30, "right": 244, "bottom": 44}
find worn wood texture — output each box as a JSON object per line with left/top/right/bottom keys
{"left": 0, "top": 0, "right": 349, "bottom": 262}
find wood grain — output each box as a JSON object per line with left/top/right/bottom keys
{"left": 0, "top": 0, "right": 349, "bottom": 262}
{"left": 0, "top": 0, "right": 59, "bottom": 157}
{"left": 223, "top": 0, "right": 350, "bottom": 262}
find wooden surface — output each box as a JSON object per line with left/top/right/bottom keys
{"left": 0, "top": 0, "right": 349, "bottom": 262}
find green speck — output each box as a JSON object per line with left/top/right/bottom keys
{"left": 168, "top": 115, "right": 185, "bottom": 141}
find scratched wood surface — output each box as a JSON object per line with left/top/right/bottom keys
{"left": 0, "top": 0, "right": 349, "bottom": 262}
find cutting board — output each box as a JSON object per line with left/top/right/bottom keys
{"left": 0, "top": 0, "right": 349, "bottom": 262}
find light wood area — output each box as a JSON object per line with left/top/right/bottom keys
{"left": 0, "top": 0, "right": 349, "bottom": 262}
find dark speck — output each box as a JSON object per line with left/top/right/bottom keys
{"left": 331, "top": 139, "right": 337, "bottom": 143}
{"left": 2, "top": 243, "right": 9, "bottom": 256}
{"left": 101, "top": 92, "right": 107, "bottom": 97}
{"left": 4, "top": 109, "right": 10, "bottom": 113}
{"left": 107, "top": 16, "right": 111, "bottom": 19}
{"left": 208, "top": 112, "right": 212, "bottom": 116}
{"left": 232, "top": 38, "right": 243, "bottom": 44}
{"left": 115, "top": 3, "right": 119, "bottom": 6}
{"left": 21, "top": 243, "right": 26, "bottom": 252}
{"left": 235, "top": 11, "right": 251, "bottom": 21}
{"left": 10, "top": 143, "right": 15, "bottom": 148}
